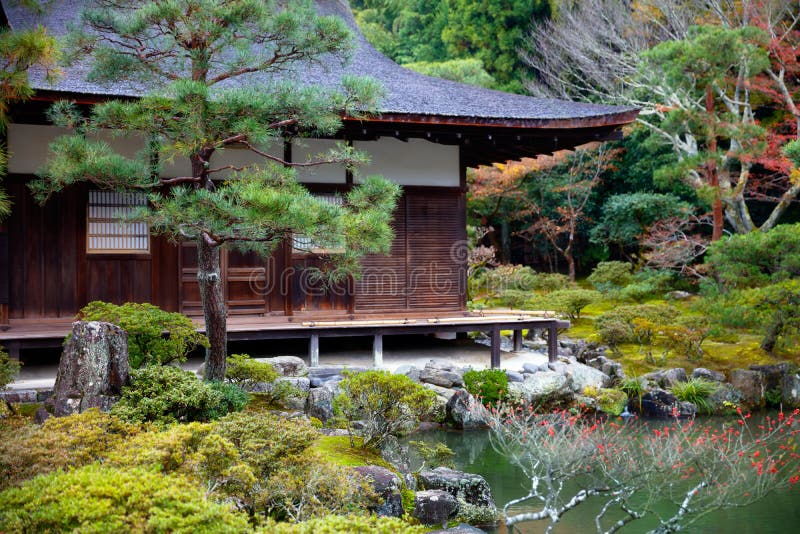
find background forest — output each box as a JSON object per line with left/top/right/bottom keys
{"left": 354, "top": 0, "right": 800, "bottom": 371}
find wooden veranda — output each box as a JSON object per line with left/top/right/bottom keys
{"left": 0, "top": 310, "right": 569, "bottom": 368}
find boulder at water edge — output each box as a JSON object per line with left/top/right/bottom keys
{"left": 445, "top": 389, "right": 489, "bottom": 429}
{"left": 413, "top": 489, "right": 458, "bottom": 527}
{"left": 352, "top": 465, "right": 403, "bottom": 517}
{"left": 418, "top": 467, "right": 495, "bottom": 509}
{"left": 52, "top": 321, "right": 129, "bottom": 417}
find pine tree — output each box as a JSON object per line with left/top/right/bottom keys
{"left": 30, "top": 0, "right": 400, "bottom": 380}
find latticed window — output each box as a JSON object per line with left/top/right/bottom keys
{"left": 292, "top": 193, "right": 344, "bottom": 254}
{"left": 87, "top": 191, "right": 150, "bottom": 253}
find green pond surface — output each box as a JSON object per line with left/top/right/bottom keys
{"left": 408, "top": 416, "right": 800, "bottom": 534}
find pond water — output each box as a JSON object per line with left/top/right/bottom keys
{"left": 407, "top": 416, "right": 800, "bottom": 533}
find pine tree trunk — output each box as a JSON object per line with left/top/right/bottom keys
{"left": 197, "top": 235, "right": 227, "bottom": 380}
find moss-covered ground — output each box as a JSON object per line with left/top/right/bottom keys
{"left": 480, "top": 294, "right": 799, "bottom": 376}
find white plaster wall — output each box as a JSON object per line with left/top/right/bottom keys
{"left": 204, "top": 142, "right": 282, "bottom": 180}
{"left": 292, "top": 138, "right": 346, "bottom": 184}
{"left": 7, "top": 124, "right": 145, "bottom": 174}
{"left": 354, "top": 137, "right": 459, "bottom": 187}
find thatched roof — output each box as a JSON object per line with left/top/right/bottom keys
{"left": 2, "top": 0, "right": 637, "bottom": 130}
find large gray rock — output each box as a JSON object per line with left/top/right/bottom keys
{"left": 522, "top": 362, "right": 547, "bottom": 374}
{"left": 507, "top": 371, "right": 572, "bottom": 404}
{"left": 52, "top": 321, "right": 129, "bottom": 417}
{"left": 636, "top": 388, "right": 695, "bottom": 419}
{"left": 424, "top": 383, "right": 458, "bottom": 400}
{"left": 255, "top": 356, "right": 307, "bottom": 377}
{"left": 730, "top": 369, "right": 765, "bottom": 409}
{"left": 505, "top": 371, "right": 524, "bottom": 383}
{"left": 563, "top": 362, "right": 610, "bottom": 393}
{"left": 395, "top": 364, "right": 421, "bottom": 383}
{"left": 413, "top": 489, "right": 458, "bottom": 527}
{"left": 418, "top": 467, "right": 495, "bottom": 508}
{"left": 420, "top": 368, "right": 464, "bottom": 388}
{"left": 709, "top": 383, "right": 745, "bottom": 414}
{"left": 254, "top": 377, "right": 309, "bottom": 411}
{"left": 781, "top": 374, "right": 800, "bottom": 408}
{"left": 353, "top": 465, "right": 403, "bottom": 517}
{"left": 750, "top": 363, "right": 796, "bottom": 391}
{"left": 446, "top": 389, "right": 489, "bottom": 429}
{"left": 662, "top": 368, "right": 688, "bottom": 388}
{"left": 305, "top": 387, "right": 334, "bottom": 421}
{"left": 692, "top": 368, "right": 726, "bottom": 382}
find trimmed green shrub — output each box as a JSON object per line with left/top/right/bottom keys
{"left": 225, "top": 353, "right": 280, "bottom": 389}
{"left": 498, "top": 289, "right": 531, "bottom": 309}
{"left": 595, "top": 304, "right": 679, "bottom": 346}
{"left": 670, "top": 378, "right": 719, "bottom": 415}
{"left": 214, "top": 411, "right": 318, "bottom": 480}
{"left": 0, "top": 464, "right": 249, "bottom": 532}
{"left": 0, "top": 346, "right": 20, "bottom": 389}
{"left": 112, "top": 365, "right": 247, "bottom": 426}
{"left": 619, "top": 269, "right": 676, "bottom": 302}
{"left": 0, "top": 409, "right": 139, "bottom": 490}
{"left": 78, "top": 301, "right": 208, "bottom": 368}
{"left": 705, "top": 223, "right": 800, "bottom": 289}
{"left": 698, "top": 279, "right": 800, "bottom": 352}
{"left": 260, "top": 451, "right": 377, "bottom": 521}
{"left": 262, "top": 514, "right": 427, "bottom": 534}
{"left": 542, "top": 288, "right": 601, "bottom": 319}
{"left": 334, "top": 370, "right": 436, "bottom": 448}
{"left": 463, "top": 368, "right": 508, "bottom": 406}
{"left": 587, "top": 261, "right": 634, "bottom": 294}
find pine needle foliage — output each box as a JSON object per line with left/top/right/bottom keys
{"left": 29, "top": 0, "right": 400, "bottom": 380}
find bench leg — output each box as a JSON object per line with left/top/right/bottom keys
{"left": 513, "top": 329, "right": 523, "bottom": 352}
{"left": 547, "top": 324, "right": 558, "bottom": 363}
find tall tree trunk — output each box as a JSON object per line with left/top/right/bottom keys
{"left": 565, "top": 249, "right": 576, "bottom": 282}
{"left": 197, "top": 234, "right": 227, "bottom": 381}
{"left": 707, "top": 84, "right": 724, "bottom": 241}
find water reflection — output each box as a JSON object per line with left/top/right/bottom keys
{"left": 405, "top": 414, "right": 800, "bottom": 533}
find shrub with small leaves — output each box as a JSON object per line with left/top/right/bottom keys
{"left": 0, "top": 346, "right": 20, "bottom": 389}
{"left": 0, "top": 464, "right": 250, "bottom": 532}
{"left": 463, "top": 368, "right": 509, "bottom": 406}
{"left": 587, "top": 261, "right": 634, "bottom": 295}
{"left": 262, "top": 514, "right": 427, "bottom": 533}
{"left": 111, "top": 365, "right": 247, "bottom": 426}
{"left": 226, "top": 353, "right": 280, "bottom": 389}
{"left": 660, "top": 316, "right": 711, "bottom": 362}
{"left": 78, "top": 301, "right": 208, "bottom": 368}
{"left": 595, "top": 304, "right": 679, "bottom": 346}
{"left": 498, "top": 289, "right": 531, "bottom": 309}
{"left": 0, "top": 409, "right": 139, "bottom": 490}
{"left": 542, "top": 288, "right": 601, "bottom": 319}
{"left": 334, "top": 370, "right": 436, "bottom": 449}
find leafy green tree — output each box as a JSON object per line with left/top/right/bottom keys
{"left": 403, "top": 58, "right": 495, "bottom": 87}
{"left": 0, "top": 3, "right": 59, "bottom": 220}
{"left": 591, "top": 192, "right": 692, "bottom": 254}
{"left": 29, "top": 0, "right": 400, "bottom": 381}
{"left": 441, "top": 0, "right": 552, "bottom": 93}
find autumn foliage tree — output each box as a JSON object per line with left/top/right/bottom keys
{"left": 30, "top": 0, "right": 400, "bottom": 381}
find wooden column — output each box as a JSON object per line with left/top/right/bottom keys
{"left": 490, "top": 326, "right": 501, "bottom": 369}
{"left": 309, "top": 333, "right": 319, "bottom": 367}
{"left": 512, "top": 329, "right": 523, "bottom": 352}
{"left": 547, "top": 324, "right": 558, "bottom": 363}
{"left": 373, "top": 334, "right": 383, "bottom": 368}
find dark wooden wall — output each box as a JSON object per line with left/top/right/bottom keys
{"left": 355, "top": 189, "right": 466, "bottom": 313}
{"left": 4, "top": 177, "right": 466, "bottom": 320}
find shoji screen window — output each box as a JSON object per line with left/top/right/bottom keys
{"left": 87, "top": 190, "right": 150, "bottom": 254}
